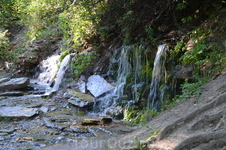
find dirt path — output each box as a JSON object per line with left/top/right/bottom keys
{"left": 42, "top": 73, "right": 226, "bottom": 150}
{"left": 111, "top": 73, "right": 226, "bottom": 150}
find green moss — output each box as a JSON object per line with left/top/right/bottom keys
{"left": 69, "top": 90, "right": 94, "bottom": 103}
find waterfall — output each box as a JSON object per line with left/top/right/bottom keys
{"left": 148, "top": 44, "right": 167, "bottom": 110}
{"left": 33, "top": 53, "right": 75, "bottom": 95}
{"left": 51, "top": 53, "right": 75, "bottom": 92}
{"left": 35, "top": 55, "right": 60, "bottom": 84}
{"left": 96, "top": 45, "right": 148, "bottom": 112}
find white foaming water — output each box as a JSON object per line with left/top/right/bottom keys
{"left": 148, "top": 44, "right": 167, "bottom": 110}
{"left": 36, "top": 55, "right": 60, "bottom": 84}
{"left": 97, "top": 46, "right": 145, "bottom": 112}
{"left": 51, "top": 53, "right": 75, "bottom": 92}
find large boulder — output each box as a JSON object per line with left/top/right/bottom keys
{"left": 0, "top": 77, "right": 29, "bottom": 91}
{"left": 87, "top": 75, "right": 114, "bottom": 97}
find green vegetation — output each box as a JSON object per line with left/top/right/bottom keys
{"left": 0, "top": 29, "right": 15, "bottom": 61}
{"left": 145, "top": 125, "right": 161, "bottom": 140}
{"left": 0, "top": 0, "right": 17, "bottom": 27}
{"left": 124, "top": 107, "right": 158, "bottom": 126}
{"left": 133, "top": 136, "right": 145, "bottom": 150}
{"left": 0, "top": 115, "right": 10, "bottom": 121}
{"left": 72, "top": 51, "right": 99, "bottom": 79}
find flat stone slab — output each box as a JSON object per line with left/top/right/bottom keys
{"left": 0, "top": 78, "right": 10, "bottom": 84}
{"left": 87, "top": 75, "right": 114, "bottom": 97}
{"left": 0, "top": 106, "right": 38, "bottom": 118}
{"left": 0, "top": 91, "right": 24, "bottom": 96}
{"left": 0, "top": 77, "right": 30, "bottom": 91}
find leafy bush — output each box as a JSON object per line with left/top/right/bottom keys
{"left": 72, "top": 51, "right": 99, "bottom": 79}
{"left": 0, "top": 0, "right": 17, "bottom": 27}
{"left": 58, "top": 0, "right": 107, "bottom": 51}
{"left": 0, "top": 29, "right": 15, "bottom": 61}
{"left": 15, "top": 0, "right": 64, "bottom": 42}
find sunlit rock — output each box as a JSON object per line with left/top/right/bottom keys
{"left": 39, "top": 106, "right": 49, "bottom": 113}
{"left": 0, "top": 78, "right": 10, "bottom": 84}
{"left": 66, "top": 90, "right": 94, "bottom": 107}
{"left": 0, "top": 77, "right": 29, "bottom": 91}
{"left": 105, "top": 107, "right": 124, "bottom": 119}
{"left": 81, "top": 118, "right": 100, "bottom": 125}
{"left": 0, "top": 106, "right": 38, "bottom": 118}
{"left": 0, "top": 91, "right": 24, "bottom": 96}
{"left": 87, "top": 75, "right": 114, "bottom": 97}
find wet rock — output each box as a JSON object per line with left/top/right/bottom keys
{"left": 172, "top": 65, "right": 194, "bottom": 79}
{"left": 0, "top": 133, "right": 8, "bottom": 136}
{"left": 39, "top": 106, "right": 49, "bottom": 113}
{"left": 70, "top": 125, "right": 89, "bottom": 133}
{"left": 67, "top": 77, "right": 86, "bottom": 93}
{"left": 0, "top": 129, "right": 15, "bottom": 134}
{"left": 66, "top": 90, "right": 94, "bottom": 107}
{"left": 87, "top": 75, "right": 114, "bottom": 97}
{"left": 0, "top": 97, "right": 7, "bottom": 100}
{"left": 105, "top": 107, "right": 124, "bottom": 119}
{"left": 0, "top": 78, "right": 10, "bottom": 84}
{"left": 0, "top": 91, "right": 24, "bottom": 96}
{"left": 17, "top": 51, "right": 39, "bottom": 75}
{"left": 0, "top": 106, "right": 38, "bottom": 118}
{"left": 43, "top": 118, "right": 69, "bottom": 130}
{"left": 100, "top": 117, "right": 113, "bottom": 125}
{"left": 81, "top": 118, "right": 100, "bottom": 125}
{"left": 0, "top": 77, "right": 30, "bottom": 91}
{"left": 16, "top": 137, "right": 33, "bottom": 141}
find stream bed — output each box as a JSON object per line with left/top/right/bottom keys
{"left": 0, "top": 81, "right": 134, "bottom": 150}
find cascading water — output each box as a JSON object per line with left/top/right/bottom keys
{"left": 33, "top": 53, "right": 75, "bottom": 94}
{"left": 51, "top": 53, "right": 75, "bottom": 92}
{"left": 34, "top": 55, "right": 60, "bottom": 84}
{"left": 96, "top": 44, "right": 172, "bottom": 118}
{"left": 96, "top": 45, "right": 149, "bottom": 113}
{"left": 148, "top": 44, "right": 168, "bottom": 110}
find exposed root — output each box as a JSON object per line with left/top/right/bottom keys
{"left": 189, "top": 110, "right": 225, "bottom": 131}
{"left": 157, "top": 92, "right": 226, "bottom": 140}
{"left": 173, "top": 131, "right": 226, "bottom": 150}
{"left": 214, "top": 111, "right": 226, "bottom": 131}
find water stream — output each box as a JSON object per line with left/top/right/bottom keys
{"left": 51, "top": 53, "right": 75, "bottom": 92}
{"left": 33, "top": 53, "right": 75, "bottom": 94}
{"left": 148, "top": 44, "right": 168, "bottom": 110}
{"left": 96, "top": 44, "right": 170, "bottom": 115}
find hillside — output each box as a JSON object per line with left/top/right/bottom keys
{"left": 0, "top": 0, "right": 226, "bottom": 149}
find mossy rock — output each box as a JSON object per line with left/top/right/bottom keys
{"left": 69, "top": 90, "right": 94, "bottom": 103}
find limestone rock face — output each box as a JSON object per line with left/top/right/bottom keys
{"left": 0, "top": 77, "right": 29, "bottom": 91}
{"left": 87, "top": 75, "right": 114, "bottom": 97}
{"left": 17, "top": 51, "right": 39, "bottom": 75}
{"left": 172, "top": 65, "right": 194, "bottom": 79}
